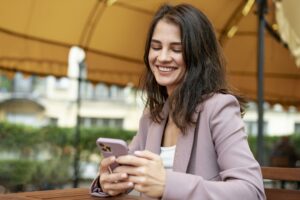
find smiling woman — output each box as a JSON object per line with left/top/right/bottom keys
{"left": 91, "top": 3, "right": 266, "bottom": 200}
{"left": 148, "top": 19, "right": 186, "bottom": 95}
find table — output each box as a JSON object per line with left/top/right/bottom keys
{"left": 0, "top": 188, "right": 143, "bottom": 200}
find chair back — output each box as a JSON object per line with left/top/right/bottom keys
{"left": 261, "top": 167, "right": 300, "bottom": 200}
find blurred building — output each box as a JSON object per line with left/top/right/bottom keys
{"left": 0, "top": 73, "right": 300, "bottom": 135}
{"left": 244, "top": 102, "right": 300, "bottom": 136}
{"left": 0, "top": 73, "right": 144, "bottom": 131}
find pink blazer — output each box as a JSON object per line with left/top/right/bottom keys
{"left": 91, "top": 94, "right": 266, "bottom": 200}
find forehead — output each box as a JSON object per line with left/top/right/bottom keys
{"left": 152, "top": 19, "right": 181, "bottom": 42}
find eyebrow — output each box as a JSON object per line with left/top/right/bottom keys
{"left": 151, "top": 39, "right": 182, "bottom": 46}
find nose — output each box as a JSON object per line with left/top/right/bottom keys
{"left": 157, "top": 49, "right": 172, "bottom": 62}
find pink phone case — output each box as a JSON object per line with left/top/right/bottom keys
{"left": 96, "top": 137, "right": 128, "bottom": 172}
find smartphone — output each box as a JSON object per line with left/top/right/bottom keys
{"left": 96, "top": 137, "right": 128, "bottom": 172}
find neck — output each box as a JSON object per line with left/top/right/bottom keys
{"left": 162, "top": 115, "right": 180, "bottom": 147}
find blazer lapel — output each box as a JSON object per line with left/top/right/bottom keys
{"left": 145, "top": 121, "right": 165, "bottom": 154}
{"left": 173, "top": 104, "right": 202, "bottom": 173}
{"left": 145, "top": 102, "right": 169, "bottom": 155}
{"left": 172, "top": 124, "right": 196, "bottom": 173}
{"left": 144, "top": 101, "right": 202, "bottom": 173}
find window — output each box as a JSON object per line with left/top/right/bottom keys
{"left": 80, "top": 117, "right": 91, "bottom": 127}
{"left": 244, "top": 120, "right": 268, "bottom": 135}
{"left": 34, "top": 77, "right": 46, "bottom": 94}
{"left": 81, "top": 81, "right": 94, "bottom": 99}
{"left": 6, "top": 112, "right": 39, "bottom": 126}
{"left": 110, "top": 85, "right": 124, "bottom": 100}
{"left": 55, "top": 77, "right": 69, "bottom": 90}
{"left": 94, "top": 83, "right": 109, "bottom": 99}
{"left": 295, "top": 123, "right": 300, "bottom": 133}
{"left": 48, "top": 117, "right": 58, "bottom": 126}
{"left": 13, "top": 73, "right": 33, "bottom": 93}
{"left": 80, "top": 117, "right": 123, "bottom": 128}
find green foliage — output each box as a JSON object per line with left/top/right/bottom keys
{"left": 0, "top": 122, "right": 40, "bottom": 151}
{"left": 0, "top": 121, "right": 136, "bottom": 191}
{"left": 5, "top": 121, "right": 300, "bottom": 191}
{"left": 247, "top": 134, "right": 300, "bottom": 165}
{"left": 39, "top": 126, "right": 73, "bottom": 148}
{"left": 0, "top": 75, "right": 12, "bottom": 91}
{"left": 0, "top": 158, "right": 72, "bottom": 191}
{"left": 0, "top": 160, "right": 37, "bottom": 191}
{"left": 0, "top": 122, "right": 135, "bottom": 153}
{"left": 80, "top": 127, "right": 135, "bottom": 153}
{"left": 290, "top": 134, "right": 300, "bottom": 155}
{"left": 31, "top": 157, "right": 72, "bottom": 188}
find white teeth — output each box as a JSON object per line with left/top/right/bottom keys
{"left": 158, "top": 66, "right": 175, "bottom": 72}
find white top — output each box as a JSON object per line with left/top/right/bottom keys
{"left": 160, "top": 145, "right": 176, "bottom": 170}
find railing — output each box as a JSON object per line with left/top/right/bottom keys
{"left": 261, "top": 167, "right": 300, "bottom": 200}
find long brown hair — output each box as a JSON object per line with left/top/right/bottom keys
{"left": 141, "top": 4, "right": 246, "bottom": 132}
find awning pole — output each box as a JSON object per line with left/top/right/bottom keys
{"left": 73, "top": 60, "right": 85, "bottom": 187}
{"left": 256, "top": 0, "right": 267, "bottom": 165}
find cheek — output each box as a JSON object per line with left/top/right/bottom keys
{"left": 178, "top": 56, "right": 187, "bottom": 75}
{"left": 148, "top": 51, "right": 156, "bottom": 64}
{"left": 177, "top": 55, "right": 185, "bottom": 66}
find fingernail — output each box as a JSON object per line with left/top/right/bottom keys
{"left": 111, "top": 156, "right": 116, "bottom": 161}
{"left": 128, "top": 182, "right": 134, "bottom": 187}
{"left": 134, "top": 151, "right": 141, "bottom": 155}
{"left": 121, "top": 173, "right": 127, "bottom": 178}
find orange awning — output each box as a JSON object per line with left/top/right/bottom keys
{"left": 0, "top": 0, "right": 300, "bottom": 107}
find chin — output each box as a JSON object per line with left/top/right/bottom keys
{"left": 155, "top": 80, "right": 171, "bottom": 86}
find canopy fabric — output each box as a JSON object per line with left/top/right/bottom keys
{"left": 275, "top": 0, "right": 300, "bottom": 67}
{"left": 0, "top": 0, "right": 300, "bottom": 108}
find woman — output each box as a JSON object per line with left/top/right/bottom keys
{"left": 91, "top": 3, "right": 265, "bottom": 200}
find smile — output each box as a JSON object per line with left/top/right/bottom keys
{"left": 157, "top": 66, "right": 177, "bottom": 72}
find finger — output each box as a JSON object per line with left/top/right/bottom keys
{"left": 100, "top": 156, "right": 116, "bottom": 173}
{"left": 101, "top": 172, "right": 128, "bottom": 183}
{"left": 103, "top": 181, "right": 134, "bottom": 191}
{"left": 101, "top": 156, "right": 116, "bottom": 167}
{"left": 107, "top": 190, "right": 120, "bottom": 196}
{"left": 114, "top": 165, "right": 142, "bottom": 176}
{"left": 128, "top": 175, "right": 148, "bottom": 185}
{"left": 134, "top": 150, "right": 161, "bottom": 161}
{"left": 116, "top": 155, "right": 148, "bottom": 167}
{"left": 134, "top": 183, "right": 147, "bottom": 193}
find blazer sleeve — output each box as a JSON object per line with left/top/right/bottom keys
{"left": 90, "top": 111, "right": 149, "bottom": 197}
{"left": 162, "top": 94, "right": 266, "bottom": 200}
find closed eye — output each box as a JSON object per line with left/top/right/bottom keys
{"left": 150, "top": 45, "right": 161, "bottom": 51}
{"left": 150, "top": 40, "right": 162, "bottom": 51}
{"left": 171, "top": 43, "right": 182, "bottom": 53}
{"left": 172, "top": 48, "right": 182, "bottom": 53}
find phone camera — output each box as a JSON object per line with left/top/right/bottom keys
{"left": 100, "top": 143, "right": 111, "bottom": 152}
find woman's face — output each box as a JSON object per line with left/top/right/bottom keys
{"left": 148, "top": 19, "right": 186, "bottom": 95}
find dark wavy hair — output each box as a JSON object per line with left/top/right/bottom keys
{"left": 141, "top": 3, "right": 246, "bottom": 132}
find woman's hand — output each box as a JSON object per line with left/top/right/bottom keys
{"left": 99, "top": 156, "right": 134, "bottom": 196}
{"left": 115, "top": 150, "right": 166, "bottom": 198}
